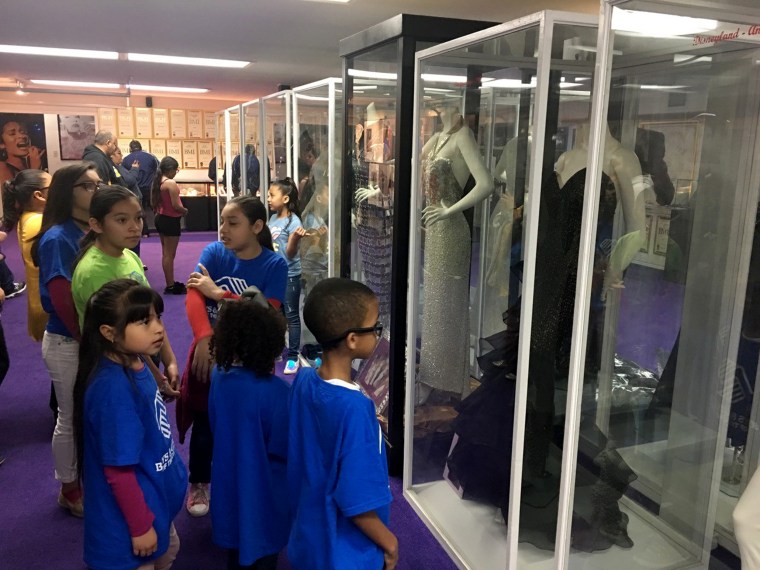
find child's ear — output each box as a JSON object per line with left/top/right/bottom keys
{"left": 252, "top": 219, "right": 264, "bottom": 234}
{"left": 99, "top": 324, "right": 115, "bottom": 343}
{"left": 89, "top": 217, "right": 104, "bottom": 234}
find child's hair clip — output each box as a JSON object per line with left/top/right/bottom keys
{"left": 240, "top": 285, "right": 270, "bottom": 309}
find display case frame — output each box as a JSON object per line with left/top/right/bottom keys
{"left": 340, "top": 13, "right": 495, "bottom": 476}
{"left": 261, "top": 89, "right": 294, "bottom": 188}
{"left": 240, "top": 98, "right": 264, "bottom": 197}
{"left": 292, "top": 78, "right": 342, "bottom": 279}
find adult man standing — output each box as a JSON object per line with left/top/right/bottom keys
{"left": 231, "top": 144, "right": 260, "bottom": 197}
{"left": 82, "top": 130, "right": 119, "bottom": 185}
{"left": 124, "top": 140, "right": 159, "bottom": 235}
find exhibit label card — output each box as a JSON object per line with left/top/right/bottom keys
{"left": 134, "top": 108, "right": 152, "bottom": 138}
{"left": 197, "top": 141, "right": 213, "bottom": 168}
{"left": 187, "top": 110, "right": 203, "bottom": 138}
{"left": 182, "top": 141, "right": 198, "bottom": 168}
{"left": 116, "top": 108, "right": 134, "bottom": 138}
{"left": 204, "top": 112, "right": 217, "bottom": 139}
{"left": 166, "top": 140, "right": 182, "bottom": 160}
{"left": 150, "top": 139, "right": 167, "bottom": 158}
{"left": 170, "top": 110, "right": 187, "bottom": 138}
{"left": 152, "top": 109, "right": 169, "bottom": 138}
{"left": 98, "top": 108, "right": 117, "bottom": 133}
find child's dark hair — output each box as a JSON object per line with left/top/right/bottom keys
{"left": 303, "top": 277, "right": 376, "bottom": 351}
{"left": 270, "top": 177, "right": 301, "bottom": 219}
{"left": 31, "top": 162, "right": 97, "bottom": 265}
{"left": 151, "top": 156, "right": 179, "bottom": 210}
{"left": 73, "top": 185, "right": 140, "bottom": 270}
{"left": 2, "top": 169, "right": 47, "bottom": 231}
{"left": 211, "top": 298, "right": 287, "bottom": 375}
{"left": 227, "top": 195, "right": 274, "bottom": 251}
{"left": 73, "top": 279, "right": 165, "bottom": 481}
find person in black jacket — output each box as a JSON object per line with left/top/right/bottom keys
{"left": 82, "top": 131, "right": 119, "bottom": 186}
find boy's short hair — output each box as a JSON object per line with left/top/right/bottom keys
{"left": 303, "top": 278, "right": 376, "bottom": 351}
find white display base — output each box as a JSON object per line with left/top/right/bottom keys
{"left": 407, "top": 480, "right": 698, "bottom": 570}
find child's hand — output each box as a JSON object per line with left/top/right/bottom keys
{"left": 293, "top": 226, "right": 308, "bottom": 240}
{"left": 0, "top": 289, "right": 5, "bottom": 305}
{"left": 384, "top": 536, "right": 399, "bottom": 570}
{"left": 0, "top": 230, "right": 7, "bottom": 242}
{"left": 132, "top": 526, "right": 158, "bottom": 557}
{"left": 187, "top": 264, "right": 223, "bottom": 301}
{"left": 192, "top": 337, "right": 213, "bottom": 383}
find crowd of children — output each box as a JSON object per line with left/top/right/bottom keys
{"left": 1, "top": 161, "right": 397, "bottom": 570}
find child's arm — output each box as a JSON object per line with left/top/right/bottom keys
{"left": 48, "top": 276, "right": 81, "bottom": 340}
{"left": 185, "top": 288, "right": 214, "bottom": 382}
{"left": 351, "top": 511, "right": 398, "bottom": 570}
{"left": 104, "top": 465, "right": 158, "bottom": 557}
{"left": 285, "top": 226, "right": 305, "bottom": 260}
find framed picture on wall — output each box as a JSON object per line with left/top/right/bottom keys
{"left": 182, "top": 141, "right": 198, "bottom": 168}
{"left": 116, "top": 108, "right": 134, "bottom": 138}
{"left": 150, "top": 139, "right": 167, "bottom": 158}
{"left": 166, "top": 140, "right": 182, "bottom": 159}
{"left": 0, "top": 113, "right": 48, "bottom": 186}
{"left": 204, "top": 112, "right": 217, "bottom": 139}
{"left": 197, "top": 141, "right": 213, "bottom": 168}
{"left": 187, "top": 111, "right": 203, "bottom": 138}
{"left": 170, "top": 110, "right": 187, "bottom": 138}
{"left": 152, "top": 109, "right": 169, "bottom": 138}
{"left": 58, "top": 114, "right": 96, "bottom": 160}
{"left": 97, "top": 108, "right": 117, "bottom": 132}
{"left": 134, "top": 108, "right": 152, "bottom": 138}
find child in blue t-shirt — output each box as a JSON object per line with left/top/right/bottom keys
{"left": 288, "top": 278, "right": 397, "bottom": 570}
{"left": 73, "top": 279, "right": 187, "bottom": 570}
{"left": 267, "top": 177, "right": 304, "bottom": 375}
{"left": 208, "top": 287, "right": 291, "bottom": 569}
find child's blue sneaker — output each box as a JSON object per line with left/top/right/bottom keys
{"left": 284, "top": 359, "right": 299, "bottom": 375}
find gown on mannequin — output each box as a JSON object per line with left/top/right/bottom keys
{"left": 418, "top": 151, "right": 472, "bottom": 395}
{"left": 446, "top": 167, "right": 636, "bottom": 552}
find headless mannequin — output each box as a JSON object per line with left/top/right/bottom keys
{"left": 417, "top": 104, "right": 493, "bottom": 401}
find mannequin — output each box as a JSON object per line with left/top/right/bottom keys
{"left": 417, "top": 102, "right": 493, "bottom": 400}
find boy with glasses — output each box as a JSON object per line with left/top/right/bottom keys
{"left": 287, "top": 278, "right": 397, "bottom": 570}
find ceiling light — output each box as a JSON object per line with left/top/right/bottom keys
{"left": 612, "top": 9, "right": 717, "bottom": 38}
{"left": 621, "top": 83, "right": 689, "bottom": 90}
{"left": 0, "top": 44, "right": 118, "bottom": 59}
{"left": 300, "top": 0, "right": 350, "bottom": 3}
{"left": 348, "top": 69, "right": 397, "bottom": 80}
{"left": 31, "top": 79, "right": 121, "bottom": 89}
{"left": 128, "top": 84, "right": 209, "bottom": 93}
{"left": 127, "top": 53, "right": 249, "bottom": 68}
{"left": 424, "top": 88, "right": 455, "bottom": 93}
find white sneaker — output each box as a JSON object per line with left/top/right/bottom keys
{"left": 186, "top": 483, "right": 210, "bottom": 517}
{"left": 284, "top": 359, "right": 299, "bottom": 375}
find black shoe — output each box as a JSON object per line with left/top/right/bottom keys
{"left": 5, "top": 281, "right": 26, "bottom": 299}
{"left": 164, "top": 282, "right": 187, "bottom": 295}
{"left": 143, "top": 265, "right": 148, "bottom": 271}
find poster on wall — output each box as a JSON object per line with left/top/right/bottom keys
{"left": 0, "top": 113, "right": 48, "bottom": 187}
{"left": 187, "top": 111, "right": 203, "bottom": 138}
{"left": 182, "top": 141, "right": 198, "bottom": 168}
{"left": 116, "top": 108, "right": 134, "bottom": 138}
{"left": 150, "top": 139, "right": 167, "bottom": 158}
{"left": 134, "top": 108, "right": 152, "bottom": 138}
{"left": 204, "top": 112, "right": 217, "bottom": 139}
{"left": 166, "top": 140, "right": 182, "bottom": 160}
{"left": 197, "top": 141, "right": 213, "bottom": 168}
{"left": 97, "top": 108, "right": 117, "bottom": 133}
{"left": 170, "top": 110, "right": 187, "bottom": 138}
{"left": 58, "top": 115, "right": 96, "bottom": 160}
{"left": 152, "top": 109, "right": 169, "bottom": 138}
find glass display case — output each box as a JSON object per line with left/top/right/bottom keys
{"left": 262, "top": 90, "right": 294, "bottom": 187}
{"left": 405, "top": 3, "right": 760, "bottom": 569}
{"left": 340, "top": 13, "right": 495, "bottom": 475}
{"left": 292, "top": 78, "right": 342, "bottom": 311}
{"left": 240, "top": 98, "right": 263, "bottom": 197}
{"left": 404, "top": 11, "right": 606, "bottom": 569}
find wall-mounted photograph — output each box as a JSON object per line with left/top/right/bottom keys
{"left": 0, "top": 112, "right": 48, "bottom": 187}
{"left": 58, "top": 114, "right": 96, "bottom": 160}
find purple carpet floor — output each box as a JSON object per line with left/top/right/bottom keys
{"left": 0, "top": 229, "right": 457, "bottom": 570}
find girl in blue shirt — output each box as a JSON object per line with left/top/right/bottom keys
{"left": 267, "top": 178, "right": 304, "bottom": 374}
{"left": 208, "top": 288, "right": 291, "bottom": 570}
{"left": 73, "top": 279, "right": 187, "bottom": 570}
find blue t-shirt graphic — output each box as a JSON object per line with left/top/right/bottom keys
{"left": 287, "top": 368, "right": 392, "bottom": 570}
{"left": 83, "top": 358, "right": 187, "bottom": 570}
{"left": 269, "top": 213, "right": 303, "bottom": 277}
{"left": 209, "top": 366, "right": 291, "bottom": 565}
{"left": 196, "top": 241, "right": 287, "bottom": 323}
{"left": 38, "top": 219, "right": 85, "bottom": 337}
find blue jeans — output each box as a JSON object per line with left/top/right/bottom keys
{"left": 284, "top": 275, "right": 301, "bottom": 360}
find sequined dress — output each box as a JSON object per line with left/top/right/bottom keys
{"left": 418, "top": 156, "right": 471, "bottom": 394}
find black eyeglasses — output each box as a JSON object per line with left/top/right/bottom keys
{"left": 73, "top": 181, "right": 104, "bottom": 192}
{"left": 322, "top": 322, "right": 383, "bottom": 345}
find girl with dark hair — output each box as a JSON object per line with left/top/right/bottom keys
{"left": 71, "top": 185, "right": 180, "bottom": 400}
{"left": 177, "top": 195, "right": 286, "bottom": 518}
{"left": 34, "top": 161, "right": 99, "bottom": 516}
{"left": 208, "top": 294, "right": 290, "bottom": 570}
{"left": 2, "top": 168, "right": 50, "bottom": 339}
{"left": 267, "top": 177, "right": 304, "bottom": 374}
{"left": 151, "top": 156, "right": 188, "bottom": 295}
{"left": 73, "top": 279, "right": 186, "bottom": 570}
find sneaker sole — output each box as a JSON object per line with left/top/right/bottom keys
{"left": 57, "top": 494, "right": 84, "bottom": 518}
{"left": 186, "top": 505, "right": 209, "bottom": 517}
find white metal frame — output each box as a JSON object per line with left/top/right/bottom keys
{"left": 240, "top": 98, "right": 263, "bottom": 196}
{"left": 292, "top": 78, "right": 342, "bottom": 278}
{"left": 261, "top": 89, "right": 294, "bottom": 188}
{"left": 402, "top": 11, "right": 597, "bottom": 570}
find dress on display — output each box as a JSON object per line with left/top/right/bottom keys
{"left": 446, "top": 168, "right": 636, "bottom": 552}
{"left": 418, "top": 147, "right": 472, "bottom": 395}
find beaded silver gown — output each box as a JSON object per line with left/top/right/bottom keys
{"left": 418, "top": 155, "right": 471, "bottom": 395}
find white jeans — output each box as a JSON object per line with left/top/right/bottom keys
{"left": 42, "top": 331, "right": 80, "bottom": 484}
{"left": 734, "top": 466, "right": 760, "bottom": 569}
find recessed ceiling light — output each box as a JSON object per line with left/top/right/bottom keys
{"left": 348, "top": 69, "right": 397, "bottom": 80}
{"left": 128, "top": 53, "right": 249, "bottom": 68}
{"left": 0, "top": 44, "right": 118, "bottom": 59}
{"left": 128, "top": 84, "right": 209, "bottom": 93}
{"left": 31, "top": 79, "right": 121, "bottom": 89}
